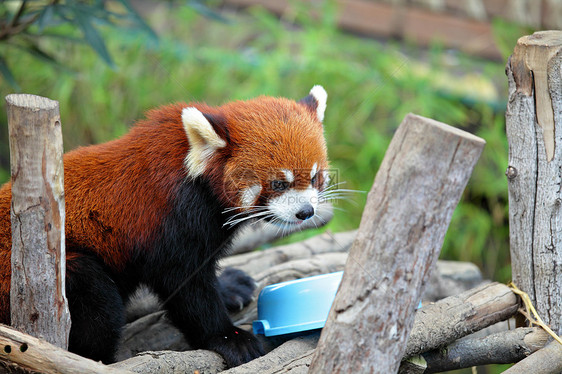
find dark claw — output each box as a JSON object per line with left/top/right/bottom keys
{"left": 207, "top": 327, "right": 264, "bottom": 368}
{"left": 218, "top": 268, "right": 257, "bottom": 312}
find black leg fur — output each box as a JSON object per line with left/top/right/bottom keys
{"left": 66, "top": 254, "right": 125, "bottom": 364}
{"left": 218, "top": 268, "right": 256, "bottom": 312}
{"left": 142, "top": 178, "right": 264, "bottom": 367}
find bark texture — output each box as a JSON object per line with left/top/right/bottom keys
{"left": 502, "top": 340, "right": 562, "bottom": 374}
{"left": 6, "top": 94, "right": 70, "bottom": 349}
{"left": 506, "top": 31, "right": 562, "bottom": 334}
{"left": 309, "top": 114, "right": 485, "bottom": 373}
{"left": 0, "top": 325, "right": 131, "bottom": 374}
{"left": 421, "top": 327, "right": 549, "bottom": 372}
{"left": 405, "top": 282, "right": 519, "bottom": 357}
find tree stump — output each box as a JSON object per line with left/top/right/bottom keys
{"left": 506, "top": 30, "right": 562, "bottom": 334}
{"left": 309, "top": 113, "right": 485, "bottom": 373}
{"left": 6, "top": 94, "right": 70, "bottom": 348}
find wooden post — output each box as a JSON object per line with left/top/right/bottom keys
{"left": 506, "top": 31, "right": 562, "bottom": 335}
{"left": 6, "top": 94, "right": 70, "bottom": 348}
{"left": 309, "top": 114, "right": 485, "bottom": 373}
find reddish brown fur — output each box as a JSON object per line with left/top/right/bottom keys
{"left": 0, "top": 103, "right": 192, "bottom": 322}
{"left": 206, "top": 97, "right": 328, "bottom": 206}
{"left": 0, "top": 95, "right": 328, "bottom": 326}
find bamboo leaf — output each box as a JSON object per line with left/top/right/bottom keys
{"left": 188, "top": 1, "right": 230, "bottom": 23}
{"left": 71, "top": 9, "right": 115, "bottom": 68}
{"left": 37, "top": 4, "right": 54, "bottom": 32}
{"left": 0, "top": 55, "right": 20, "bottom": 91}
{"left": 114, "top": 0, "right": 158, "bottom": 41}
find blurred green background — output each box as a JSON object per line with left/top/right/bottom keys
{"left": 0, "top": 1, "right": 536, "bottom": 372}
{"left": 0, "top": 0, "right": 531, "bottom": 282}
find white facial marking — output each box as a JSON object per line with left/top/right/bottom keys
{"left": 268, "top": 186, "right": 319, "bottom": 224}
{"left": 182, "top": 107, "right": 227, "bottom": 178}
{"left": 311, "top": 163, "right": 318, "bottom": 179}
{"left": 241, "top": 185, "right": 262, "bottom": 209}
{"left": 322, "top": 170, "right": 330, "bottom": 188}
{"left": 309, "top": 85, "right": 327, "bottom": 122}
{"left": 282, "top": 169, "right": 294, "bottom": 183}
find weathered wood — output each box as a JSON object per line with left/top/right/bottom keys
{"left": 118, "top": 248, "right": 483, "bottom": 361}
{"left": 5, "top": 94, "right": 70, "bottom": 348}
{"left": 220, "top": 333, "right": 319, "bottom": 374}
{"left": 113, "top": 333, "right": 319, "bottom": 374}
{"left": 112, "top": 349, "right": 226, "bottom": 374}
{"left": 506, "top": 30, "right": 562, "bottom": 334}
{"left": 221, "top": 230, "right": 355, "bottom": 276}
{"left": 0, "top": 324, "right": 132, "bottom": 374}
{"left": 114, "top": 281, "right": 515, "bottom": 373}
{"left": 419, "top": 327, "right": 549, "bottom": 372}
{"left": 502, "top": 340, "right": 562, "bottom": 374}
{"left": 309, "top": 114, "right": 485, "bottom": 373}
{"left": 405, "top": 282, "right": 518, "bottom": 357}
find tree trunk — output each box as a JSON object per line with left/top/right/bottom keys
{"left": 506, "top": 30, "right": 562, "bottom": 334}
{"left": 309, "top": 113, "right": 485, "bottom": 373}
{"left": 5, "top": 94, "right": 70, "bottom": 349}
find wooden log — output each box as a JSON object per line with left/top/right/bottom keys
{"left": 115, "top": 282, "right": 514, "bottom": 373}
{"left": 405, "top": 282, "right": 518, "bottom": 357}
{"left": 5, "top": 94, "right": 70, "bottom": 348}
{"left": 419, "top": 327, "right": 549, "bottom": 372}
{"left": 502, "top": 340, "right": 562, "bottom": 374}
{"left": 112, "top": 349, "right": 226, "bottom": 374}
{"left": 309, "top": 114, "right": 485, "bottom": 373}
{"left": 113, "top": 333, "right": 319, "bottom": 374}
{"left": 506, "top": 30, "right": 562, "bottom": 334}
{"left": 0, "top": 324, "right": 132, "bottom": 374}
{"left": 221, "top": 230, "right": 355, "bottom": 276}
{"left": 219, "top": 332, "right": 319, "bottom": 374}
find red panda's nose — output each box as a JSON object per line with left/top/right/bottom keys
{"left": 295, "top": 204, "right": 315, "bottom": 221}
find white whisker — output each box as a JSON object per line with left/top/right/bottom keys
{"left": 223, "top": 210, "right": 271, "bottom": 228}
{"left": 222, "top": 205, "right": 266, "bottom": 213}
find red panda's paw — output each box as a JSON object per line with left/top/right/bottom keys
{"left": 207, "top": 326, "right": 264, "bottom": 368}
{"left": 218, "top": 267, "right": 257, "bottom": 312}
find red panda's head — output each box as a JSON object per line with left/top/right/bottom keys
{"left": 181, "top": 86, "right": 331, "bottom": 228}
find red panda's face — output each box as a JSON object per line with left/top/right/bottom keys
{"left": 181, "top": 86, "right": 331, "bottom": 228}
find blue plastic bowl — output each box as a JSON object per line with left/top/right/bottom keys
{"left": 253, "top": 271, "right": 343, "bottom": 336}
{"left": 252, "top": 272, "right": 424, "bottom": 337}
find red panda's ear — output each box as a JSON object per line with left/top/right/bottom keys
{"left": 182, "top": 107, "right": 227, "bottom": 178}
{"left": 299, "top": 85, "right": 327, "bottom": 122}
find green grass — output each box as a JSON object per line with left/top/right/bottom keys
{"left": 0, "top": 3, "right": 523, "bottom": 286}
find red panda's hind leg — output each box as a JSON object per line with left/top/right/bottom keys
{"left": 66, "top": 253, "right": 125, "bottom": 364}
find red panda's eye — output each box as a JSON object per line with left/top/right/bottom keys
{"left": 311, "top": 174, "right": 317, "bottom": 186}
{"left": 271, "top": 180, "right": 289, "bottom": 192}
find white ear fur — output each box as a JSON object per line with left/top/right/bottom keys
{"left": 241, "top": 185, "right": 262, "bottom": 208}
{"left": 309, "top": 85, "right": 327, "bottom": 122}
{"left": 182, "top": 107, "right": 227, "bottom": 178}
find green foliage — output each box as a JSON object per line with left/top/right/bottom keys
{"left": 0, "top": 0, "right": 158, "bottom": 87}
{"left": 0, "top": 3, "right": 522, "bottom": 286}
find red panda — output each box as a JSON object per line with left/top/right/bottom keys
{"left": 0, "top": 86, "right": 330, "bottom": 367}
